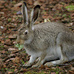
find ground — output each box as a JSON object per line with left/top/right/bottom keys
{"left": 0, "top": 0, "right": 74, "bottom": 74}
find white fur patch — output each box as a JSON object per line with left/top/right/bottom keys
{"left": 24, "top": 38, "right": 32, "bottom": 44}
{"left": 32, "top": 26, "right": 34, "bottom": 30}
{"left": 52, "top": 61, "right": 56, "bottom": 64}
{"left": 31, "top": 9, "right": 34, "bottom": 21}
{"left": 25, "top": 30, "right": 28, "bottom": 33}
{"left": 56, "top": 46, "right": 63, "bottom": 59}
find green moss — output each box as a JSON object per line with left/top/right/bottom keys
{"left": 24, "top": 71, "right": 46, "bottom": 74}
{"left": 21, "top": 60, "right": 25, "bottom": 64}
{"left": 0, "top": 45, "right": 4, "bottom": 50}
{"left": 65, "top": 5, "right": 74, "bottom": 11}
{"left": 15, "top": 44, "right": 24, "bottom": 50}
{"left": 8, "top": 18, "right": 11, "bottom": 22}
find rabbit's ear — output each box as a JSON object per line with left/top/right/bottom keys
{"left": 22, "top": 2, "right": 28, "bottom": 25}
{"left": 30, "top": 5, "right": 40, "bottom": 23}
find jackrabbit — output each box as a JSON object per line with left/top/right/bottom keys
{"left": 16, "top": 2, "right": 74, "bottom": 68}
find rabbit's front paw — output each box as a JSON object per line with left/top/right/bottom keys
{"left": 36, "top": 57, "right": 40, "bottom": 62}
{"left": 44, "top": 62, "right": 54, "bottom": 67}
{"left": 23, "top": 62, "right": 32, "bottom": 68}
{"left": 32, "top": 64, "right": 39, "bottom": 68}
{"left": 32, "top": 63, "right": 41, "bottom": 68}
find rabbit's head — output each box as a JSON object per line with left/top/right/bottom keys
{"left": 16, "top": 2, "right": 40, "bottom": 44}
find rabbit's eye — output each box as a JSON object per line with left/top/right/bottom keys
{"left": 25, "top": 31, "right": 28, "bottom": 35}
{"left": 25, "top": 30, "right": 28, "bottom": 35}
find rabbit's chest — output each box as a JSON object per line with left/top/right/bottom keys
{"left": 24, "top": 44, "right": 42, "bottom": 56}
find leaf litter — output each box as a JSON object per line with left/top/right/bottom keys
{"left": 0, "top": 0, "right": 74, "bottom": 74}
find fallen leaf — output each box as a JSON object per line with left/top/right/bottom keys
{"left": 8, "top": 34, "right": 16, "bottom": 39}
{"left": 12, "top": 57, "right": 20, "bottom": 63}
{"left": 14, "top": 2, "right": 22, "bottom": 7}
{"left": 0, "top": 12, "right": 4, "bottom": 15}
{"left": 51, "top": 72, "right": 56, "bottom": 74}
{"left": 8, "top": 71, "right": 13, "bottom": 74}
{"left": 34, "top": 1, "right": 41, "bottom": 6}
{"left": 8, "top": 48, "right": 17, "bottom": 51}
{"left": 69, "top": 70, "right": 74, "bottom": 74}
{"left": 40, "top": 65, "right": 45, "bottom": 69}
{"left": 0, "top": 1, "right": 5, "bottom": 4}
{"left": 28, "top": 0, "right": 33, "bottom": 5}
{"left": 20, "top": 68, "right": 27, "bottom": 72}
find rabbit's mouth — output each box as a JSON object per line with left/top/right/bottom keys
{"left": 16, "top": 35, "right": 31, "bottom": 44}
{"left": 16, "top": 38, "right": 32, "bottom": 44}
{"left": 16, "top": 35, "right": 25, "bottom": 44}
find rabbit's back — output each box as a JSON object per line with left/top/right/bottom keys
{"left": 26, "top": 22, "right": 69, "bottom": 51}
{"left": 34, "top": 22, "right": 70, "bottom": 32}
{"left": 33, "top": 22, "right": 71, "bottom": 45}
{"left": 31, "top": 22, "right": 74, "bottom": 54}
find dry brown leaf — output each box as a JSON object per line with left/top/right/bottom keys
{"left": 28, "top": 0, "right": 33, "bottom": 5}
{"left": 51, "top": 72, "right": 56, "bottom": 74}
{"left": 8, "top": 34, "right": 16, "bottom": 39}
{"left": 14, "top": 2, "right": 22, "bottom": 7}
{"left": 12, "top": 57, "right": 20, "bottom": 63}
{"left": 34, "top": 1, "right": 41, "bottom": 6}
{"left": 8, "top": 48, "right": 17, "bottom": 51}
{"left": 8, "top": 71, "right": 13, "bottom": 74}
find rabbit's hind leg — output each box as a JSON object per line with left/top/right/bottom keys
{"left": 44, "top": 46, "right": 68, "bottom": 67}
